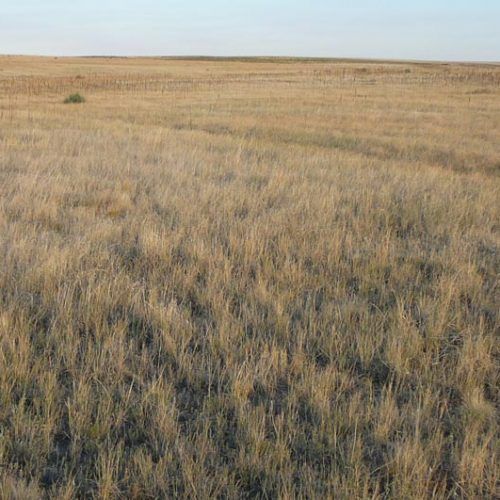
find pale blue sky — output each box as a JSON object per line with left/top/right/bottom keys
{"left": 1, "top": 1, "right": 499, "bottom": 61}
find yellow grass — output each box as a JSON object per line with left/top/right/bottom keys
{"left": 0, "top": 55, "right": 499, "bottom": 498}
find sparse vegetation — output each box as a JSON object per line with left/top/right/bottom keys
{"left": 64, "top": 92, "right": 85, "bottom": 103}
{"left": 0, "top": 56, "right": 498, "bottom": 498}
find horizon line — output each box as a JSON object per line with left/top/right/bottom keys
{"left": 1, "top": 53, "right": 499, "bottom": 66}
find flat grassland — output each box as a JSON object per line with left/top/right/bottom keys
{"left": 0, "top": 56, "right": 498, "bottom": 498}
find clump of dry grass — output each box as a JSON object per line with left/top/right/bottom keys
{"left": 0, "top": 56, "right": 498, "bottom": 498}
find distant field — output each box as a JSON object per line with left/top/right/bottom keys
{"left": 0, "top": 56, "right": 498, "bottom": 498}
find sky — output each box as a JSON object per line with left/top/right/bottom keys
{"left": 1, "top": 1, "right": 499, "bottom": 62}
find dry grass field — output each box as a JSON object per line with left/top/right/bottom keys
{"left": 0, "top": 55, "right": 499, "bottom": 499}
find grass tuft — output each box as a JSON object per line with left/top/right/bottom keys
{"left": 64, "top": 92, "right": 85, "bottom": 104}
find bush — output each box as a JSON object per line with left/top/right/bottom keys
{"left": 64, "top": 93, "right": 85, "bottom": 104}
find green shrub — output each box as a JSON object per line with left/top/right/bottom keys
{"left": 64, "top": 93, "right": 85, "bottom": 104}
